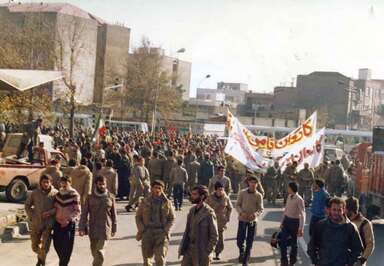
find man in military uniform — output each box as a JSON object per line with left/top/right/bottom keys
{"left": 264, "top": 161, "right": 281, "bottom": 205}
{"left": 136, "top": 180, "right": 175, "bottom": 266}
{"left": 179, "top": 185, "right": 218, "bottom": 266}
{"left": 185, "top": 154, "right": 200, "bottom": 195}
{"left": 206, "top": 182, "right": 232, "bottom": 260}
{"left": 25, "top": 174, "right": 58, "bottom": 266}
{"left": 208, "top": 165, "right": 232, "bottom": 196}
{"left": 297, "top": 163, "right": 315, "bottom": 206}
{"left": 79, "top": 175, "right": 117, "bottom": 266}
{"left": 314, "top": 161, "right": 329, "bottom": 181}
{"left": 148, "top": 151, "right": 164, "bottom": 181}
{"left": 326, "top": 160, "right": 345, "bottom": 197}
{"left": 70, "top": 158, "right": 93, "bottom": 205}
{"left": 41, "top": 159, "right": 63, "bottom": 190}
{"left": 97, "top": 159, "right": 118, "bottom": 196}
{"left": 162, "top": 150, "right": 177, "bottom": 196}
{"left": 126, "top": 156, "right": 150, "bottom": 212}
{"left": 283, "top": 161, "right": 298, "bottom": 203}
{"left": 199, "top": 153, "right": 214, "bottom": 186}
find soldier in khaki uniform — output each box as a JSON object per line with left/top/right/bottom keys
{"left": 264, "top": 161, "right": 281, "bottom": 205}
{"left": 208, "top": 165, "right": 232, "bottom": 196}
{"left": 186, "top": 155, "right": 200, "bottom": 195}
{"left": 97, "top": 159, "right": 118, "bottom": 196}
{"left": 126, "top": 156, "right": 150, "bottom": 212}
{"left": 206, "top": 182, "right": 232, "bottom": 260}
{"left": 25, "top": 174, "right": 58, "bottom": 266}
{"left": 148, "top": 151, "right": 164, "bottom": 181}
{"left": 162, "top": 151, "right": 177, "bottom": 195}
{"left": 62, "top": 159, "right": 77, "bottom": 178}
{"left": 41, "top": 159, "right": 62, "bottom": 189}
{"left": 70, "top": 158, "right": 93, "bottom": 205}
{"left": 79, "top": 176, "right": 117, "bottom": 266}
{"left": 179, "top": 185, "right": 218, "bottom": 266}
{"left": 297, "top": 163, "right": 315, "bottom": 206}
{"left": 283, "top": 162, "right": 298, "bottom": 203}
{"left": 136, "top": 180, "right": 175, "bottom": 266}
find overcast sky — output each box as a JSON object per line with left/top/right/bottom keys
{"left": 15, "top": 0, "right": 384, "bottom": 96}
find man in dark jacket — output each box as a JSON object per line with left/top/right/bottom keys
{"left": 179, "top": 185, "right": 218, "bottom": 266}
{"left": 199, "top": 153, "right": 214, "bottom": 186}
{"left": 307, "top": 197, "right": 363, "bottom": 266}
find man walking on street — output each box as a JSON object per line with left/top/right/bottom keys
{"left": 179, "top": 185, "right": 218, "bottom": 266}
{"left": 126, "top": 156, "right": 150, "bottom": 212}
{"left": 170, "top": 157, "right": 188, "bottom": 210}
{"left": 70, "top": 158, "right": 93, "bottom": 205}
{"left": 208, "top": 165, "right": 232, "bottom": 196}
{"left": 236, "top": 176, "right": 264, "bottom": 265}
{"left": 25, "top": 174, "right": 58, "bottom": 266}
{"left": 98, "top": 159, "right": 118, "bottom": 196}
{"left": 199, "top": 153, "right": 214, "bottom": 186}
{"left": 283, "top": 162, "right": 298, "bottom": 204}
{"left": 309, "top": 179, "right": 329, "bottom": 236}
{"left": 264, "top": 161, "right": 281, "bottom": 205}
{"left": 326, "top": 160, "right": 345, "bottom": 197}
{"left": 136, "top": 180, "right": 175, "bottom": 266}
{"left": 280, "top": 182, "right": 305, "bottom": 266}
{"left": 185, "top": 153, "right": 200, "bottom": 195}
{"left": 148, "top": 151, "right": 164, "bottom": 181}
{"left": 42, "top": 159, "right": 63, "bottom": 190}
{"left": 53, "top": 176, "right": 81, "bottom": 266}
{"left": 79, "top": 175, "right": 117, "bottom": 266}
{"left": 308, "top": 197, "right": 363, "bottom": 266}
{"left": 206, "top": 182, "right": 233, "bottom": 261}
{"left": 346, "top": 197, "right": 375, "bottom": 266}
{"left": 297, "top": 163, "right": 315, "bottom": 206}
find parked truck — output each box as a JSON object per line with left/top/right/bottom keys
{"left": 350, "top": 143, "right": 384, "bottom": 219}
{"left": 0, "top": 133, "right": 66, "bottom": 202}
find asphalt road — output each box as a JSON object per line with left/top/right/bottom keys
{"left": 0, "top": 197, "right": 382, "bottom": 266}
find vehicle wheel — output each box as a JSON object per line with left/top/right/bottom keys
{"left": 6, "top": 178, "right": 28, "bottom": 202}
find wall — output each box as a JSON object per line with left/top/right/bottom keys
{"left": 53, "top": 13, "right": 98, "bottom": 104}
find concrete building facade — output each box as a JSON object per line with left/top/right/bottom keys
{"left": 0, "top": 2, "right": 131, "bottom": 106}
{"left": 296, "top": 71, "right": 354, "bottom": 129}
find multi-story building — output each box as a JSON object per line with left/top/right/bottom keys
{"left": 237, "top": 92, "right": 273, "bottom": 117}
{"left": 354, "top": 69, "right": 384, "bottom": 129}
{"left": 161, "top": 54, "right": 192, "bottom": 101}
{"left": 296, "top": 71, "right": 354, "bottom": 129}
{"left": 0, "top": 2, "right": 130, "bottom": 106}
{"left": 273, "top": 86, "right": 298, "bottom": 111}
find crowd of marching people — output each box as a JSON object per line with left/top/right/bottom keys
{"left": 15, "top": 119, "right": 375, "bottom": 266}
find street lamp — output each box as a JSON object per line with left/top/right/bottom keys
{"left": 193, "top": 74, "right": 211, "bottom": 133}
{"left": 151, "top": 48, "right": 186, "bottom": 136}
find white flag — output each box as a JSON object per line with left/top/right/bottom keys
{"left": 279, "top": 128, "right": 325, "bottom": 171}
{"left": 225, "top": 114, "right": 269, "bottom": 171}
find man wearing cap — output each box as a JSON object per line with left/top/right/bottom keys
{"left": 136, "top": 180, "right": 175, "bottom": 266}
{"left": 208, "top": 165, "right": 232, "bottom": 196}
{"left": 236, "top": 175, "right": 264, "bottom": 265}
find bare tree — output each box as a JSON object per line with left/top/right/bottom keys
{"left": 113, "top": 37, "right": 182, "bottom": 122}
{"left": 54, "top": 16, "right": 87, "bottom": 138}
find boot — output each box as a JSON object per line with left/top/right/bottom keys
{"left": 36, "top": 258, "right": 45, "bottom": 266}
{"left": 238, "top": 251, "right": 244, "bottom": 263}
{"left": 213, "top": 252, "right": 220, "bottom": 260}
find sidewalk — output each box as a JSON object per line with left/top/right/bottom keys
{"left": 0, "top": 193, "right": 25, "bottom": 235}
